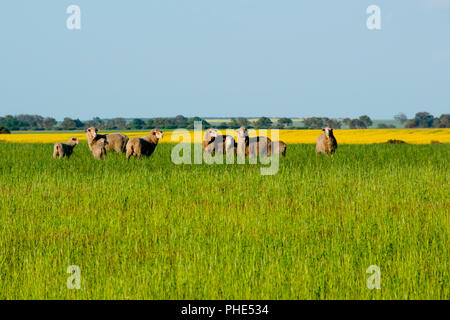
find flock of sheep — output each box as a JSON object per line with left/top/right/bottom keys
{"left": 52, "top": 126, "right": 338, "bottom": 160}
{"left": 52, "top": 127, "right": 164, "bottom": 160}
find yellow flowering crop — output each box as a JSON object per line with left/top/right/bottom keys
{"left": 0, "top": 129, "right": 448, "bottom": 144}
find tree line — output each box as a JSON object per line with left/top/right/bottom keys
{"left": 0, "top": 112, "right": 449, "bottom": 133}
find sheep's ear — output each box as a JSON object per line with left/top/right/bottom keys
{"left": 322, "top": 129, "right": 325, "bottom": 131}
{"left": 95, "top": 129, "right": 98, "bottom": 132}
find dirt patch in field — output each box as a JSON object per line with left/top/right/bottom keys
{"left": 386, "top": 139, "right": 407, "bottom": 144}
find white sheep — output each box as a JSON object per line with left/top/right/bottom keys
{"left": 203, "top": 128, "right": 235, "bottom": 157}
{"left": 53, "top": 137, "right": 79, "bottom": 159}
{"left": 85, "top": 127, "right": 129, "bottom": 153}
{"left": 92, "top": 138, "right": 107, "bottom": 160}
{"left": 236, "top": 126, "right": 271, "bottom": 158}
{"left": 316, "top": 127, "right": 337, "bottom": 156}
{"left": 126, "top": 128, "right": 163, "bottom": 159}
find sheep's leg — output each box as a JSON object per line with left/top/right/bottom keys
{"left": 126, "top": 146, "right": 133, "bottom": 159}
{"left": 53, "top": 145, "right": 62, "bottom": 159}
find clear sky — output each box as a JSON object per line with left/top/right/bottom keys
{"left": 0, "top": 0, "right": 449, "bottom": 120}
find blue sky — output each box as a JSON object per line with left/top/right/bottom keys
{"left": 0, "top": 0, "right": 449, "bottom": 120}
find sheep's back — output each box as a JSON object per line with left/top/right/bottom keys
{"left": 272, "top": 141, "right": 287, "bottom": 156}
{"left": 106, "top": 133, "right": 129, "bottom": 152}
{"left": 316, "top": 134, "right": 326, "bottom": 153}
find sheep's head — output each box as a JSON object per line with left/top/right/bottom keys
{"left": 85, "top": 127, "right": 98, "bottom": 139}
{"left": 323, "top": 127, "right": 334, "bottom": 137}
{"left": 152, "top": 129, "right": 163, "bottom": 140}
{"left": 69, "top": 137, "right": 79, "bottom": 145}
{"left": 236, "top": 126, "right": 248, "bottom": 139}
{"left": 203, "top": 128, "right": 218, "bottom": 142}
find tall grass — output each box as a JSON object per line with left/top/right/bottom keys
{"left": 0, "top": 143, "right": 448, "bottom": 299}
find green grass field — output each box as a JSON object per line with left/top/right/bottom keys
{"left": 0, "top": 142, "right": 448, "bottom": 299}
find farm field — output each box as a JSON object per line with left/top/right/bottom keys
{"left": 205, "top": 119, "right": 403, "bottom": 129}
{"left": 0, "top": 142, "right": 448, "bottom": 299}
{"left": 1, "top": 128, "right": 449, "bottom": 145}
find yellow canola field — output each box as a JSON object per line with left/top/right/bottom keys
{"left": 0, "top": 129, "right": 449, "bottom": 144}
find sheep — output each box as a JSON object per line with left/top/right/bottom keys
{"left": 202, "top": 128, "right": 218, "bottom": 151}
{"left": 202, "top": 128, "right": 236, "bottom": 157}
{"left": 271, "top": 140, "right": 287, "bottom": 157}
{"left": 91, "top": 138, "right": 108, "bottom": 160}
{"left": 53, "top": 137, "right": 79, "bottom": 159}
{"left": 316, "top": 127, "right": 338, "bottom": 156}
{"left": 236, "top": 127, "right": 248, "bottom": 158}
{"left": 85, "top": 127, "right": 129, "bottom": 153}
{"left": 126, "top": 128, "right": 163, "bottom": 159}
{"left": 235, "top": 126, "right": 271, "bottom": 158}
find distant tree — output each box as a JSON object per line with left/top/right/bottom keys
{"left": 216, "top": 122, "right": 229, "bottom": 129}
{"left": 43, "top": 117, "right": 57, "bottom": 130}
{"left": 303, "top": 117, "right": 323, "bottom": 129}
{"left": 153, "top": 118, "right": 170, "bottom": 129}
{"left": 303, "top": 117, "right": 341, "bottom": 129}
{"left": 236, "top": 117, "right": 250, "bottom": 127}
{"left": 346, "top": 116, "right": 372, "bottom": 129}
{"left": 85, "top": 117, "right": 104, "bottom": 130}
{"left": 84, "top": 120, "right": 94, "bottom": 128}
{"left": 149, "top": 116, "right": 201, "bottom": 129}
{"left": 0, "top": 126, "right": 10, "bottom": 134}
{"left": 92, "top": 117, "right": 105, "bottom": 130}
{"left": 2, "top": 115, "right": 21, "bottom": 130}
{"left": 438, "top": 114, "right": 450, "bottom": 128}
{"left": 59, "top": 117, "right": 77, "bottom": 130}
{"left": 174, "top": 115, "right": 188, "bottom": 128}
{"left": 254, "top": 117, "right": 273, "bottom": 129}
{"left": 329, "top": 119, "right": 342, "bottom": 129}
{"left": 229, "top": 118, "right": 238, "bottom": 128}
{"left": 229, "top": 117, "right": 249, "bottom": 128}
{"left": 277, "top": 117, "right": 293, "bottom": 128}
{"left": 0, "top": 116, "right": 10, "bottom": 130}
{"left": 349, "top": 119, "right": 366, "bottom": 129}
{"left": 105, "top": 119, "right": 117, "bottom": 130}
{"left": 145, "top": 119, "right": 154, "bottom": 129}
{"left": 114, "top": 118, "right": 127, "bottom": 130}
{"left": 15, "top": 114, "right": 44, "bottom": 130}
{"left": 128, "top": 118, "right": 146, "bottom": 129}
{"left": 407, "top": 112, "right": 435, "bottom": 128}
{"left": 432, "top": 118, "right": 441, "bottom": 128}
{"left": 394, "top": 113, "right": 408, "bottom": 125}
{"left": 272, "top": 123, "right": 285, "bottom": 129}
{"left": 74, "top": 119, "right": 85, "bottom": 129}
{"left": 187, "top": 117, "right": 210, "bottom": 129}
{"left": 359, "top": 115, "right": 373, "bottom": 128}
{"left": 342, "top": 118, "right": 352, "bottom": 127}
{"left": 377, "top": 123, "right": 396, "bottom": 129}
